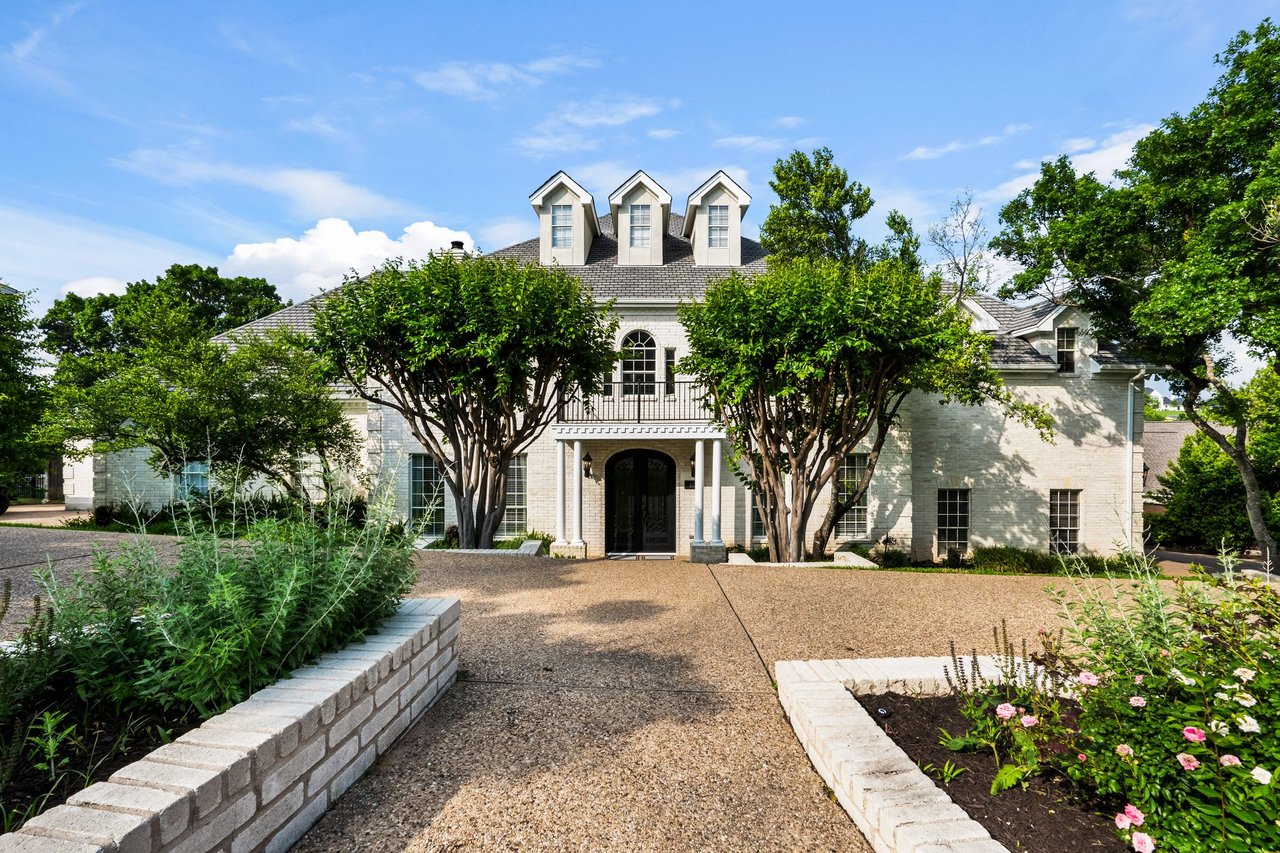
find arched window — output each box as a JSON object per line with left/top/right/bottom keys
{"left": 621, "top": 330, "right": 657, "bottom": 396}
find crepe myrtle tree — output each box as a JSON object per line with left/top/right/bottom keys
{"left": 993, "top": 20, "right": 1280, "bottom": 560}
{"left": 310, "top": 253, "right": 618, "bottom": 548}
{"left": 679, "top": 231, "right": 1051, "bottom": 562}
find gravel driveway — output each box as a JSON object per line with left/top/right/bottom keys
{"left": 297, "top": 554, "right": 1077, "bottom": 852}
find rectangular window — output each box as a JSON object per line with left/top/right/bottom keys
{"left": 1050, "top": 489, "right": 1080, "bottom": 554}
{"left": 410, "top": 455, "right": 446, "bottom": 537}
{"left": 175, "top": 461, "right": 209, "bottom": 501}
{"left": 1057, "top": 327, "right": 1077, "bottom": 373}
{"left": 498, "top": 455, "right": 528, "bottom": 538}
{"left": 937, "top": 489, "right": 971, "bottom": 556}
{"left": 751, "top": 490, "right": 766, "bottom": 539}
{"left": 835, "top": 454, "right": 870, "bottom": 539}
{"left": 707, "top": 204, "right": 729, "bottom": 248}
{"left": 664, "top": 348, "right": 676, "bottom": 395}
{"left": 629, "top": 204, "right": 651, "bottom": 248}
{"left": 551, "top": 204, "right": 573, "bottom": 248}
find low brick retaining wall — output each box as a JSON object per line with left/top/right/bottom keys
{"left": 2, "top": 597, "right": 460, "bottom": 853}
{"left": 777, "top": 657, "right": 1008, "bottom": 853}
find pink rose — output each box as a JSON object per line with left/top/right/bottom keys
{"left": 1115, "top": 812, "right": 1132, "bottom": 830}
{"left": 1177, "top": 752, "right": 1200, "bottom": 771}
{"left": 1132, "top": 832, "right": 1156, "bottom": 853}
{"left": 1159, "top": 648, "right": 1170, "bottom": 657}
{"left": 1130, "top": 696, "right": 1147, "bottom": 708}
{"left": 995, "top": 703, "right": 1016, "bottom": 720}
{"left": 1116, "top": 743, "right": 1134, "bottom": 757}
{"left": 1020, "top": 715, "right": 1038, "bottom": 728}
{"left": 1134, "top": 674, "right": 1144, "bottom": 684}
{"left": 1077, "top": 753, "right": 1087, "bottom": 762}
{"left": 1183, "top": 726, "right": 1207, "bottom": 743}
{"left": 1220, "top": 754, "right": 1242, "bottom": 766}
{"left": 1078, "top": 670, "right": 1100, "bottom": 687}
{"left": 1124, "top": 804, "right": 1145, "bottom": 826}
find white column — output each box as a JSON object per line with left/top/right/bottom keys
{"left": 710, "top": 438, "right": 723, "bottom": 545}
{"left": 692, "top": 439, "right": 705, "bottom": 545}
{"left": 572, "top": 440, "right": 584, "bottom": 545}
{"left": 554, "top": 440, "right": 566, "bottom": 544}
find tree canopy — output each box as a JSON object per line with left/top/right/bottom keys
{"left": 310, "top": 253, "right": 618, "bottom": 548}
{"left": 0, "top": 287, "right": 49, "bottom": 506}
{"left": 993, "top": 19, "right": 1280, "bottom": 558}
{"left": 758, "top": 147, "right": 874, "bottom": 266}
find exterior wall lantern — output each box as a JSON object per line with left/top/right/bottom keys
{"left": 689, "top": 453, "right": 696, "bottom": 478}
{"left": 582, "top": 452, "right": 593, "bottom": 478}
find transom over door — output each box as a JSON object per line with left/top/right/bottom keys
{"left": 605, "top": 450, "right": 676, "bottom": 553}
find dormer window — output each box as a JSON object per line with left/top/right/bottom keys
{"left": 551, "top": 204, "right": 573, "bottom": 248}
{"left": 629, "top": 204, "right": 651, "bottom": 248}
{"left": 707, "top": 205, "right": 729, "bottom": 248}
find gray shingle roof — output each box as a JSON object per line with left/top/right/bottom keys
{"left": 1093, "top": 343, "right": 1150, "bottom": 369}
{"left": 1143, "top": 420, "right": 1200, "bottom": 491}
{"left": 989, "top": 334, "right": 1057, "bottom": 369}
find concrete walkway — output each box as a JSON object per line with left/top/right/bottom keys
{"left": 0, "top": 502, "right": 90, "bottom": 527}
{"left": 297, "top": 553, "right": 1081, "bottom": 852}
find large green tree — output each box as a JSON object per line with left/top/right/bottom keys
{"left": 310, "top": 253, "right": 618, "bottom": 548}
{"left": 993, "top": 19, "right": 1280, "bottom": 559}
{"left": 758, "top": 147, "right": 874, "bottom": 266}
{"left": 680, "top": 239, "right": 1049, "bottom": 562}
{"left": 0, "top": 285, "right": 49, "bottom": 512}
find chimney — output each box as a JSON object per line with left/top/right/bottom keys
{"left": 448, "top": 240, "right": 466, "bottom": 259}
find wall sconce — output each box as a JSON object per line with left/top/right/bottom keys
{"left": 582, "top": 452, "right": 593, "bottom": 478}
{"left": 689, "top": 453, "right": 697, "bottom": 478}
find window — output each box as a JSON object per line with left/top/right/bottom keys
{"left": 751, "top": 490, "right": 766, "bottom": 539}
{"left": 175, "top": 461, "right": 209, "bottom": 501}
{"left": 835, "top": 454, "right": 870, "bottom": 539}
{"left": 937, "top": 489, "right": 971, "bottom": 556}
{"left": 551, "top": 204, "right": 573, "bottom": 248}
{"left": 621, "top": 330, "right": 657, "bottom": 395}
{"left": 707, "top": 204, "right": 729, "bottom": 248}
{"left": 1050, "top": 489, "right": 1080, "bottom": 554}
{"left": 498, "top": 455, "right": 528, "bottom": 538}
{"left": 629, "top": 204, "right": 651, "bottom": 248}
{"left": 1057, "top": 327, "right": 1077, "bottom": 373}
{"left": 410, "top": 455, "right": 446, "bottom": 537}
{"left": 664, "top": 348, "right": 676, "bottom": 395}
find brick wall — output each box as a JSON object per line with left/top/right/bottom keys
{"left": 4, "top": 598, "right": 460, "bottom": 853}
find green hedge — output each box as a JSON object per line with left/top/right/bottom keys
{"left": 970, "top": 545, "right": 1137, "bottom": 575}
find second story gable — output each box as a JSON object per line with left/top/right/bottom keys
{"left": 529, "top": 171, "right": 600, "bottom": 266}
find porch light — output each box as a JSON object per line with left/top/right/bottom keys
{"left": 582, "top": 452, "right": 593, "bottom": 478}
{"left": 689, "top": 453, "right": 696, "bottom": 478}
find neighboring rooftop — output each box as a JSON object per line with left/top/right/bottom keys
{"left": 0, "top": 281, "right": 19, "bottom": 296}
{"left": 1143, "top": 419, "right": 1201, "bottom": 491}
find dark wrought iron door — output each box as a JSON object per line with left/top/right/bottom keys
{"left": 605, "top": 450, "right": 676, "bottom": 553}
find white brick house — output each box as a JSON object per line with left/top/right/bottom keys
{"left": 75, "top": 169, "right": 1147, "bottom": 561}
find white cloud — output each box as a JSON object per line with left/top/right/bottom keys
{"left": 285, "top": 114, "right": 342, "bottom": 138}
{"left": 514, "top": 130, "right": 599, "bottom": 157}
{"left": 516, "top": 97, "right": 672, "bottom": 158}
{"left": 647, "top": 128, "right": 681, "bottom": 140}
{"left": 222, "top": 218, "right": 473, "bottom": 303}
{"left": 0, "top": 204, "right": 215, "bottom": 313}
{"left": 414, "top": 54, "right": 596, "bottom": 100}
{"left": 979, "top": 124, "right": 1157, "bottom": 205}
{"left": 479, "top": 217, "right": 535, "bottom": 250}
{"left": 772, "top": 116, "right": 805, "bottom": 129}
{"left": 904, "top": 123, "right": 1031, "bottom": 161}
{"left": 714, "top": 135, "right": 788, "bottom": 153}
{"left": 60, "top": 276, "right": 127, "bottom": 297}
{"left": 558, "top": 98, "right": 663, "bottom": 128}
{"left": 10, "top": 1, "right": 83, "bottom": 61}
{"left": 1061, "top": 136, "right": 1097, "bottom": 153}
{"left": 116, "top": 148, "right": 410, "bottom": 220}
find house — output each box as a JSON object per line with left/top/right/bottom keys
{"left": 75, "top": 169, "right": 1147, "bottom": 561}
{"left": 1141, "top": 419, "right": 1201, "bottom": 514}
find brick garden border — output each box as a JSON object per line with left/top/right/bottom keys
{"left": 1, "top": 597, "right": 460, "bottom": 853}
{"left": 776, "top": 657, "right": 1010, "bottom": 853}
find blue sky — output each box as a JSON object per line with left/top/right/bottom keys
{"left": 2, "top": 0, "right": 1275, "bottom": 316}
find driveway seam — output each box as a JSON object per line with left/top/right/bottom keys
{"left": 706, "top": 563, "right": 773, "bottom": 684}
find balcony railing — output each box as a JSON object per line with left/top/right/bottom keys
{"left": 558, "top": 379, "right": 713, "bottom": 423}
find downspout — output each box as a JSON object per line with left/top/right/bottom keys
{"left": 1126, "top": 367, "right": 1148, "bottom": 550}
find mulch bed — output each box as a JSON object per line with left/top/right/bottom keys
{"left": 855, "top": 692, "right": 1125, "bottom": 852}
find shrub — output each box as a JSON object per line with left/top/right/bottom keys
{"left": 945, "top": 553, "right": 1280, "bottom": 851}
{"left": 969, "top": 545, "right": 1137, "bottom": 576}
{"left": 92, "top": 505, "right": 113, "bottom": 528}
{"left": 878, "top": 548, "right": 912, "bottom": 568}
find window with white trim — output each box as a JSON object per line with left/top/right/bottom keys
{"left": 498, "top": 455, "right": 528, "bottom": 538}
{"left": 707, "top": 204, "right": 729, "bottom": 248}
{"left": 751, "top": 490, "right": 766, "bottom": 539}
{"left": 1050, "top": 489, "right": 1080, "bottom": 554}
{"left": 410, "top": 455, "right": 446, "bottom": 537}
{"left": 621, "top": 330, "right": 657, "bottom": 396}
{"left": 551, "top": 204, "right": 573, "bottom": 248}
{"left": 835, "top": 454, "right": 870, "bottom": 539}
{"left": 1057, "top": 327, "right": 1077, "bottom": 373}
{"left": 937, "top": 489, "right": 970, "bottom": 556}
{"left": 629, "top": 204, "right": 651, "bottom": 248}
{"left": 175, "top": 461, "right": 209, "bottom": 501}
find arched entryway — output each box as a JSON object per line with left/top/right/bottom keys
{"left": 605, "top": 449, "right": 677, "bottom": 554}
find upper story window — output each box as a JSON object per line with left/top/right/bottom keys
{"left": 551, "top": 204, "right": 573, "bottom": 248}
{"left": 621, "top": 330, "right": 657, "bottom": 396}
{"left": 629, "top": 204, "right": 651, "bottom": 248}
{"left": 708, "top": 204, "right": 729, "bottom": 248}
{"left": 1057, "top": 327, "right": 1077, "bottom": 373}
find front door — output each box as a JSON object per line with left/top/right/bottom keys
{"left": 605, "top": 450, "right": 677, "bottom": 553}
